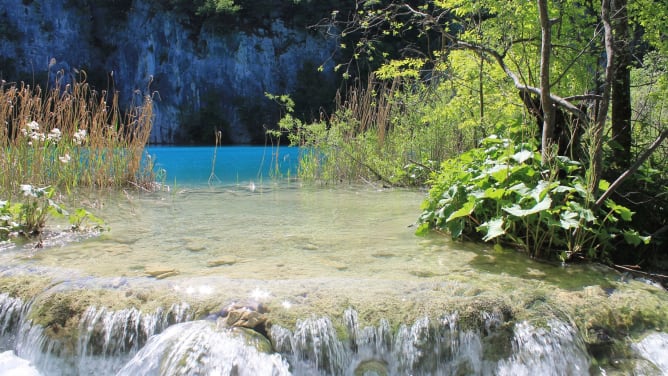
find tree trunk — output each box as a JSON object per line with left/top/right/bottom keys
{"left": 590, "top": 0, "right": 614, "bottom": 193}
{"left": 610, "top": 0, "right": 632, "bottom": 171}
{"left": 538, "top": 0, "right": 555, "bottom": 165}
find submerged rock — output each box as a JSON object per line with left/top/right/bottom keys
{"left": 144, "top": 266, "right": 179, "bottom": 279}
{"left": 207, "top": 257, "right": 240, "bottom": 267}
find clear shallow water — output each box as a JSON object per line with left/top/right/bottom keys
{"left": 1, "top": 146, "right": 667, "bottom": 375}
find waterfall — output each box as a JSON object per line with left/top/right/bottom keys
{"left": 633, "top": 332, "right": 668, "bottom": 374}
{"left": 117, "top": 320, "right": 291, "bottom": 376}
{"left": 270, "top": 308, "right": 593, "bottom": 376}
{"left": 496, "top": 320, "right": 590, "bottom": 375}
{"left": 0, "top": 293, "right": 194, "bottom": 376}
{"left": 2, "top": 292, "right": 668, "bottom": 375}
{"left": 0, "top": 293, "right": 29, "bottom": 351}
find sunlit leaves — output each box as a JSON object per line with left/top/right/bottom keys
{"left": 376, "top": 59, "right": 425, "bottom": 80}
{"left": 480, "top": 217, "right": 505, "bottom": 241}
{"left": 418, "top": 136, "right": 649, "bottom": 260}
{"left": 503, "top": 196, "right": 552, "bottom": 217}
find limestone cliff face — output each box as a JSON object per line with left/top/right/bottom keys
{"left": 0, "top": 0, "right": 336, "bottom": 144}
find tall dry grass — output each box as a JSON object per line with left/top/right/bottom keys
{"left": 0, "top": 74, "right": 154, "bottom": 198}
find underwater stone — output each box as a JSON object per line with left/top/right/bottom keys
{"left": 144, "top": 266, "right": 178, "bottom": 279}
{"left": 354, "top": 359, "right": 389, "bottom": 376}
{"left": 207, "top": 257, "right": 239, "bottom": 267}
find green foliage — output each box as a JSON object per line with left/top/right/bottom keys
{"left": 1, "top": 185, "right": 105, "bottom": 243}
{"left": 416, "top": 136, "right": 649, "bottom": 261}
{"left": 271, "top": 77, "right": 479, "bottom": 185}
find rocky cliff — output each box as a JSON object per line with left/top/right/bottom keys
{"left": 0, "top": 0, "right": 338, "bottom": 144}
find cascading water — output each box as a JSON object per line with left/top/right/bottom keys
{"left": 0, "top": 291, "right": 193, "bottom": 375}
{"left": 117, "top": 321, "right": 291, "bottom": 376}
{"left": 270, "top": 307, "right": 590, "bottom": 375}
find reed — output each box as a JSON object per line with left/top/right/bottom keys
{"left": 0, "top": 74, "right": 155, "bottom": 198}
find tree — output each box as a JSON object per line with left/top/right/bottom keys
{"left": 610, "top": 0, "right": 632, "bottom": 172}
{"left": 324, "top": 0, "right": 665, "bottom": 177}
{"left": 314, "top": 0, "right": 668, "bottom": 261}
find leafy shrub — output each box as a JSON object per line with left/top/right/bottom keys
{"left": 416, "top": 136, "right": 650, "bottom": 262}
{"left": 1, "top": 185, "right": 104, "bottom": 242}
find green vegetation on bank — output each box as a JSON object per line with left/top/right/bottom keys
{"left": 275, "top": 0, "right": 667, "bottom": 266}
{"left": 0, "top": 75, "right": 154, "bottom": 242}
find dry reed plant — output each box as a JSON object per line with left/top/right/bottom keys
{"left": 0, "top": 75, "right": 154, "bottom": 198}
{"left": 333, "top": 75, "right": 397, "bottom": 146}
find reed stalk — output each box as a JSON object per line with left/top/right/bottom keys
{"left": 0, "top": 75, "right": 154, "bottom": 198}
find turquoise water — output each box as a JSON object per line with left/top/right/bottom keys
{"left": 146, "top": 146, "right": 300, "bottom": 185}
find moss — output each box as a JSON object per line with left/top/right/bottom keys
{"left": 0, "top": 275, "right": 54, "bottom": 301}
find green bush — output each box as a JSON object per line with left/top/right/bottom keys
{"left": 416, "top": 136, "right": 650, "bottom": 262}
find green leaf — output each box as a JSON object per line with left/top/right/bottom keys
{"left": 448, "top": 219, "right": 465, "bottom": 239}
{"left": 598, "top": 179, "right": 610, "bottom": 191}
{"left": 559, "top": 210, "right": 580, "bottom": 229}
{"left": 479, "top": 217, "right": 505, "bottom": 241}
{"left": 508, "top": 182, "right": 530, "bottom": 196}
{"left": 503, "top": 196, "right": 552, "bottom": 217}
{"left": 605, "top": 199, "right": 634, "bottom": 221}
{"left": 446, "top": 198, "right": 475, "bottom": 222}
{"left": 623, "top": 230, "right": 651, "bottom": 247}
{"left": 482, "top": 187, "right": 506, "bottom": 200}
{"left": 567, "top": 202, "right": 597, "bottom": 223}
{"left": 512, "top": 150, "right": 533, "bottom": 163}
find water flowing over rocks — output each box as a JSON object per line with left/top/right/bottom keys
{"left": 117, "top": 321, "right": 291, "bottom": 376}
{"left": 1, "top": 275, "right": 668, "bottom": 375}
{"left": 1, "top": 186, "right": 668, "bottom": 375}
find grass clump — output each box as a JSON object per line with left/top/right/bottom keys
{"left": 0, "top": 73, "right": 155, "bottom": 242}
{"left": 271, "top": 76, "right": 475, "bottom": 186}
{"left": 0, "top": 74, "right": 155, "bottom": 197}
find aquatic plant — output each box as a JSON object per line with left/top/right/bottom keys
{"left": 0, "top": 72, "right": 154, "bottom": 244}
{"left": 0, "top": 184, "right": 104, "bottom": 242}
{"left": 270, "top": 76, "right": 466, "bottom": 185}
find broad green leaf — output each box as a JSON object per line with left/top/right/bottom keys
{"left": 551, "top": 185, "right": 574, "bottom": 194}
{"left": 480, "top": 217, "right": 505, "bottom": 241}
{"left": 448, "top": 219, "right": 464, "bottom": 239}
{"left": 605, "top": 199, "right": 634, "bottom": 221}
{"left": 503, "top": 196, "right": 552, "bottom": 217}
{"left": 598, "top": 179, "right": 610, "bottom": 191}
{"left": 512, "top": 150, "right": 533, "bottom": 163}
{"left": 483, "top": 187, "right": 507, "bottom": 200}
{"left": 559, "top": 210, "right": 580, "bottom": 229}
{"left": 567, "top": 202, "right": 597, "bottom": 223}
{"left": 508, "top": 182, "right": 530, "bottom": 196}
{"left": 446, "top": 198, "right": 475, "bottom": 222}
{"left": 623, "top": 230, "right": 651, "bottom": 246}
{"left": 528, "top": 180, "right": 551, "bottom": 202}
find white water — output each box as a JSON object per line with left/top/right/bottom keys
{"left": 633, "top": 332, "right": 668, "bottom": 374}
{"left": 117, "top": 321, "right": 291, "bottom": 376}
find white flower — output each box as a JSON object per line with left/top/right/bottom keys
{"left": 26, "top": 121, "right": 40, "bottom": 131}
{"left": 59, "top": 153, "right": 71, "bottom": 164}
{"left": 47, "top": 128, "right": 62, "bottom": 142}
{"left": 20, "top": 184, "right": 36, "bottom": 197}
{"left": 73, "top": 129, "right": 87, "bottom": 145}
{"left": 30, "top": 131, "right": 45, "bottom": 142}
